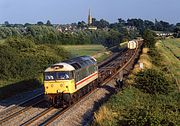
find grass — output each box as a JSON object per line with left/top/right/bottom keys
{"left": 157, "top": 39, "right": 180, "bottom": 91}
{"left": 61, "top": 44, "right": 111, "bottom": 63}
{"left": 61, "top": 45, "right": 107, "bottom": 57}
{"left": 0, "top": 39, "right": 5, "bottom": 44}
{"left": 120, "top": 41, "right": 128, "bottom": 47}
{"left": 161, "top": 38, "right": 180, "bottom": 59}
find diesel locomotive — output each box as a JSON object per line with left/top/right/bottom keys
{"left": 44, "top": 56, "right": 98, "bottom": 106}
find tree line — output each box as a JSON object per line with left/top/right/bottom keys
{"left": 1, "top": 18, "right": 179, "bottom": 48}
{"left": 0, "top": 25, "right": 126, "bottom": 48}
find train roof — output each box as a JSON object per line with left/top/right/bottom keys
{"left": 45, "top": 63, "right": 75, "bottom": 72}
{"left": 65, "top": 56, "right": 96, "bottom": 70}
{"left": 45, "top": 56, "right": 97, "bottom": 72}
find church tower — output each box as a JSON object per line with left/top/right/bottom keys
{"left": 88, "top": 9, "right": 92, "bottom": 25}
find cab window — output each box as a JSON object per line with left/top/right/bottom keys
{"left": 44, "top": 72, "right": 56, "bottom": 81}
{"left": 57, "top": 71, "right": 73, "bottom": 80}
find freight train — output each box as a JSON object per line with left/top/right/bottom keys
{"left": 44, "top": 39, "right": 143, "bottom": 106}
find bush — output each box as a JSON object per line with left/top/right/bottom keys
{"left": 6, "top": 36, "right": 35, "bottom": 50}
{"left": 119, "top": 106, "right": 179, "bottom": 126}
{"left": 135, "top": 69, "right": 172, "bottom": 94}
{"left": 93, "top": 87, "right": 180, "bottom": 126}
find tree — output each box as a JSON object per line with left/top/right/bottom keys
{"left": 174, "top": 27, "right": 180, "bottom": 38}
{"left": 98, "top": 19, "right": 109, "bottom": 28}
{"left": 46, "top": 20, "right": 52, "bottom": 26}
{"left": 176, "top": 23, "right": 180, "bottom": 27}
{"left": 104, "top": 29, "right": 122, "bottom": 48}
{"left": 118, "top": 18, "right": 126, "bottom": 25}
{"left": 143, "top": 29, "right": 156, "bottom": 48}
{"left": 24, "top": 23, "right": 31, "bottom": 27}
{"left": 144, "top": 20, "right": 155, "bottom": 30}
{"left": 37, "top": 21, "right": 44, "bottom": 25}
{"left": 92, "top": 18, "right": 97, "bottom": 25}
{"left": 4, "top": 21, "right": 11, "bottom": 27}
{"left": 91, "top": 18, "right": 109, "bottom": 28}
{"left": 77, "top": 21, "right": 86, "bottom": 28}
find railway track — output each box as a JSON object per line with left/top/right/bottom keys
{"left": 0, "top": 41, "right": 143, "bottom": 126}
{"left": 0, "top": 94, "right": 44, "bottom": 125}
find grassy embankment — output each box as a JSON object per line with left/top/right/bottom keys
{"left": 160, "top": 39, "right": 180, "bottom": 90}
{"left": 93, "top": 38, "right": 180, "bottom": 126}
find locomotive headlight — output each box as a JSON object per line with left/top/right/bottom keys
{"left": 51, "top": 84, "right": 54, "bottom": 87}
{"left": 66, "top": 86, "right": 68, "bottom": 89}
{"left": 60, "top": 84, "right": 63, "bottom": 87}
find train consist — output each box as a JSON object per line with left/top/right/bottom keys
{"left": 44, "top": 39, "right": 143, "bottom": 106}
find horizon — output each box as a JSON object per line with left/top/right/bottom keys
{"left": 0, "top": 0, "right": 179, "bottom": 24}
{"left": 0, "top": 17, "right": 178, "bottom": 25}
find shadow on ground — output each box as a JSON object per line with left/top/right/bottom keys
{"left": 0, "top": 79, "right": 43, "bottom": 108}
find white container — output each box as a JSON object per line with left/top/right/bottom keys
{"left": 127, "top": 40, "right": 138, "bottom": 49}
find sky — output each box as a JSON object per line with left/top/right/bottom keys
{"left": 0, "top": 0, "right": 179, "bottom": 24}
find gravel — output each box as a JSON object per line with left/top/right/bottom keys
{"left": 0, "top": 87, "right": 43, "bottom": 112}
{"left": 1, "top": 106, "right": 46, "bottom": 126}
{"left": 49, "top": 79, "right": 117, "bottom": 126}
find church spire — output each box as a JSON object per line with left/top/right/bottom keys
{"left": 88, "top": 8, "right": 92, "bottom": 25}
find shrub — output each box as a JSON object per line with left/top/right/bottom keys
{"left": 135, "top": 69, "right": 172, "bottom": 94}
{"left": 6, "top": 36, "right": 35, "bottom": 50}
{"left": 118, "top": 106, "right": 179, "bottom": 126}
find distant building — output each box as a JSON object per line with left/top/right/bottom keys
{"left": 156, "top": 32, "right": 173, "bottom": 37}
{"left": 88, "top": 26, "right": 97, "bottom": 30}
{"left": 88, "top": 9, "right": 92, "bottom": 25}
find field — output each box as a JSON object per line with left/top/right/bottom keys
{"left": 61, "top": 44, "right": 110, "bottom": 63}
{"left": 61, "top": 45, "right": 107, "bottom": 56}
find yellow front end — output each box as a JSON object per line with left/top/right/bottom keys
{"left": 44, "top": 79, "right": 76, "bottom": 94}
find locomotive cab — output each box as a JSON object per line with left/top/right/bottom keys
{"left": 44, "top": 63, "right": 76, "bottom": 95}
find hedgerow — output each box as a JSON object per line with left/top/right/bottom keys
{"left": 135, "top": 69, "right": 173, "bottom": 95}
